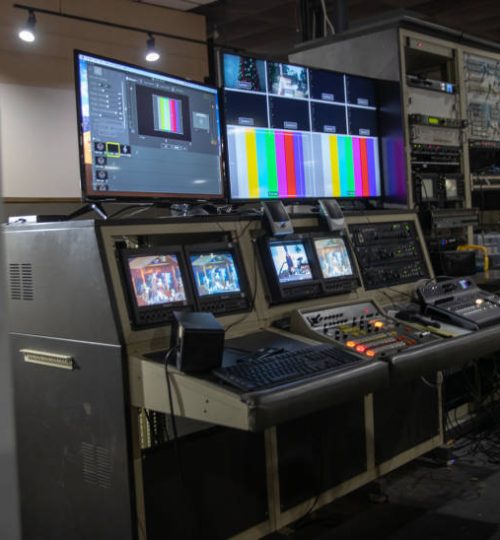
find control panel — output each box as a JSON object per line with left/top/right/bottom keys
{"left": 410, "top": 124, "right": 461, "bottom": 147}
{"left": 408, "top": 112, "right": 463, "bottom": 204}
{"left": 417, "top": 278, "right": 500, "bottom": 330}
{"left": 291, "top": 300, "right": 440, "bottom": 360}
{"left": 407, "top": 75, "right": 456, "bottom": 95}
{"left": 409, "top": 114, "right": 464, "bottom": 129}
{"left": 411, "top": 144, "right": 461, "bottom": 171}
{"left": 349, "top": 221, "right": 430, "bottom": 290}
{"left": 464, "top": 54, "right": 500, "bottom": 194}
{"left": 414, "top": 173, "right": 465, "bottom": 205}
{"left": 468, "top": 128, "right": 500, "bottom": 194}
{"left": 464, "top": 53, "right": 500, "bottom": 143}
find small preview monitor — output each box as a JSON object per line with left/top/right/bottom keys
{"left": 75, "top": 51, "right": 223, "bottom": 201}
{"left": 314, "top": 237, "right": 354, "bottom": 279}
{"left": 444, "top": 176, "right": 461, "bottom": 201}
{"left": 220, "top": 51, "right": 382, "bottom": 202}
{"left": 186, "top": 243, "right": 251, "bottom": 315}
{"left": 421, "top": 177, "right": 435, "bottom": 201}
{"left": 257, "top": 235, "right": 322, "bottom": 304}
{"left": 120, "top": 248, "right": 191, "bottom": 327}
{"left": 445, "top": 178, "right": 458, "bottom": 199}
{"left": 190, "top": 251, "right": 241, "bottom": 296}
{"left": 269, "top": 242, "right": 313, "bottom": 284}
{"left": 416, "top": 173, "right": 440, "bottom": 202}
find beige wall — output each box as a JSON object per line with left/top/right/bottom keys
{"left": 0, "top": 0, "right": 208, "bottom": 199}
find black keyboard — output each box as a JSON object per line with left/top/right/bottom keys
{"left": 213, "top": 344, "right": 360, "bottom": 391}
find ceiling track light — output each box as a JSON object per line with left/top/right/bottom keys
{"left": 145, "top": 33, "right": 160, "bottom": 62}
{"left": 13, "top": 3, "right": 208, "bottom": 49}
{"left": 18, "top": 9, "right": 36, "bottom": 42}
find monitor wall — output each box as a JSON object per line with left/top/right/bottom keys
{"left": 220, "top": 52, "right": 383, "bottom": 202}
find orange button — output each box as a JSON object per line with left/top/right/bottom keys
{"left": 365, "top": 350, "right": 376, "bottom": 357}
{"left": 346, "top": 341, "right": 357, "bottom": 348}
{"left": 373, "top": 321, "right": 385, "bottom": 328}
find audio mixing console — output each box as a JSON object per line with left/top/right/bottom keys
{"left": 291, "top": 300, "right": 440, "bottom": 360}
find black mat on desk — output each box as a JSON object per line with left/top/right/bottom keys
{"left": 223, "top": 330, "right": 311, "bottom": 367}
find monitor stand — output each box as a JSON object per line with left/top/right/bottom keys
{"left": 169, "top": 203, "right": 218, "bottom": 217}
{"left": 68, "top": 202, "right": 108, "bottom": 221}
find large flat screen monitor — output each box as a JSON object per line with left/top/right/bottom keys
{"left": 75, "top": 51, "right": 224, "bottom": 201}
{"left": 220, "top": 52, "right": 382, "bottom": 202}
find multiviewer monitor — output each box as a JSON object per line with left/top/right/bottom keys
{"left": 220, "top": 52, "right": 382, "bottom": 201}
{"left": 185, "top": 242, "right": 251, "bottom": 315}
{"left": 120, "top": 248, "right": 192, "bottom": 327}
{"left": 75, "top": 51, "right": 224, "bottom": 201}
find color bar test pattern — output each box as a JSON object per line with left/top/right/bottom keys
{"left": 156, "top": 96, "right": 183, "bottom": 134}
{"left": 227, "top": 127, "right": 381, "bottom": 199}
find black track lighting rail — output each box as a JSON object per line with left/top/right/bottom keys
{"left": 13, "top": 3, "right": 208, "bottom": 46}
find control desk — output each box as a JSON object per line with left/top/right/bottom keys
{"left": 6, "top": 210, "right": 500, "bottom": 540}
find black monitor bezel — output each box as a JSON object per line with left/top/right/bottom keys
{"left": 119, "top": 246, "right": 194, "bottom": 328}
{"left": 309, "top": 232, "right": 360, "bottom": 290}
{"left": 217, "top": 48, "right": 385, "bottom": 205}
{"left": 417, "top": 173, "right": 440, "bottom": 203}
{"left": 184, "top": 241, "right": 252, "bottom": 309}
{"left": 74, "top": 49, "right": 225, "bottom": 203}
{"left": 257, "top": 234, "right": 323, "bottom": 304}
{"left": 268, "top": 238, "right": 317, "bottom": 286}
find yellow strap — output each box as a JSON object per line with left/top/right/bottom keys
{"left": 457, "top": 244, "right": 489, "bottom": 272}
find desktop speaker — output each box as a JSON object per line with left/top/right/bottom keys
{"left": 171, "top": 311, "right": 225, "bottom": 373}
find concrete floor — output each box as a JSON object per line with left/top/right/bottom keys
{"left": 267, "top": 426, "right": 500, "bottom": 539}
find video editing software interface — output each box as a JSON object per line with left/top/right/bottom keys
{"left": 221, "top": 52, "right": 382, "bottom": 201}
{"left": 76, "top": 52, "right": 223, "bottom": 199}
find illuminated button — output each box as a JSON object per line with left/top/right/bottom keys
{"left": 365, "top": 350, "right": 376, "bottom": 357}
{"left": 346, "top": 341, "right": 357, "bottom": 348}
{"left": 373, "top": 321, "right": 385, "bottom": 328}
{"left": 355, "top": 345, "right": 366, "bottom": 353}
